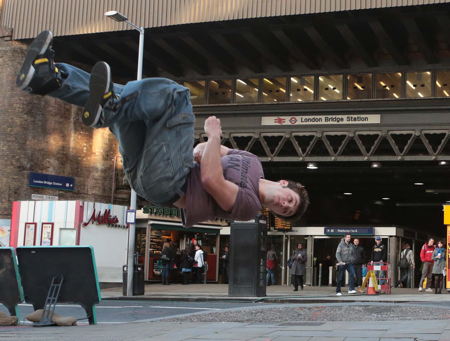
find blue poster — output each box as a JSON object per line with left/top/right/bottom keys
{"left": 28, "top": 172, "right": 75, "bottom": 191}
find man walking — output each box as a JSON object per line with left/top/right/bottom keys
{"left": 335, "top": 234, "right": 357, "bottom": 296}
{"left": 16, "top": 30, "right": 310, "bottom": 227}
{"left": 419, "top": 238, "right": 435, "bottom": 292}
{"left": 266, "top": 246, "right": 277, "bottom": 286}
{"left": 353, "top": 238, "right": 365, "bottom": 289}
{"left": 398, "top": 242, "right": 414, "bottom": 288}
{"left": 370, "top": 236, "right": 387, "bottom": 285}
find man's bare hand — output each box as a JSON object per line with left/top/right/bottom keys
{"left": 193, "top": 142, "right": 206, "bottom": 163}
{"left": 204, "top": 116, "right": 222, "bottom": 139}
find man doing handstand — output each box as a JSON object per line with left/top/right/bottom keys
{"left": 17, "top": 31, "right": 310, "bottom": 227}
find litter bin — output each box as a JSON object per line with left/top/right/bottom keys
{"left": 122, "top": 264, "right": 145, "bottom": 296}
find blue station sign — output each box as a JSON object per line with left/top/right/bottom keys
{"left": 28, "top": 172, "right": 75, "bottom": 191}
{"left": 324, "top": 227, "right": 374, "bottom": 236}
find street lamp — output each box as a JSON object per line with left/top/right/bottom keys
{"left": 105, "top": 10, "right": 144, "bottom": 297}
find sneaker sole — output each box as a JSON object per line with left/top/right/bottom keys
{"left": 16, "top": 30, "right": 53, "bottom": 90}
{"left": 83, "top": 62, "right": 111, "bottom": 127}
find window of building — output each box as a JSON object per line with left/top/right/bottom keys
{"left": 318, "top": 74, "right": 343, "bottom": 101}
{"left": 235, "top": 78, "right": 259, "bottom": 103}
{"left": 406, "top": 71, "right": 431, "bottom": 98}
{"left": 290, "top": 76, "right": 314, "bottom": 102}
{"left": 375, "top": 72, "right": 402, "bottom": 99}
{"left": 208, "top": 80, "right": 233, "bottom": 104}
{"left": 262, "top": 77, "right": 287, "bottom": 103}
{"left": 347, "top": 73, "right": 372, "bottom": 100}
{"left": 436, "top": 70, "right": 450, "bottom": 98}
{"left": 181, "top": 81, "right": 206, "bottom": 105}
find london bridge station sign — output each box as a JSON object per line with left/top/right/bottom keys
{"left": 262, "top": 114, "right": 380, "bottom": 126}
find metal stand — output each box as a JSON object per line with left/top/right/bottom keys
{"left": 34, "top": 275, "right": 64, "bottom": 327}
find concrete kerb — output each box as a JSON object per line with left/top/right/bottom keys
{"left": 103, "top": 294, "right": 450, "bottom": 305}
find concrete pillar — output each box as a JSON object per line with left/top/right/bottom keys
{"left": 306, "top": 236, "right": 314, "bottom": 285}
{"left": 389, "top": 236, "right": 399, "bottom": 286}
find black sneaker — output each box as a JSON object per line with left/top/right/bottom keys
{"left": 16, "top": 30, "right": 61, "bottom": 94}
{"left": 82, "top": 61, "right": 114, "bottom": 127}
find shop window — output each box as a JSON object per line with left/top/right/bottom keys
{"left": 290, "top": 76, "right": 314, "bottom": 102}
{"left": 436, "top": 70, "right": 450, "bottom": 98}
{"left": 208, "top": 79, "right": 233, "bottom": 104}
{"left": 181, "top": 80, "right": 206, "bottom": 105}
{"left": 375, "top": 72, "right": 402, "bottom": 99}
{"left": 347, "top": 73, "right": 372, "bottom": 100}
{"left": 262, "top": 77, "right": 287, "bottom": 103}
{"left": 318, "top": 74, "right": 343, "bottom": 101}
{"left": 235, "top": 78, "right": 259, "bottom": 103}
{"left": 406, "top": 71, "right": 431, "bottom": 98}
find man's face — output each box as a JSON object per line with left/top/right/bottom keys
{"left": 376, "top": 239, "right": 381, "bottom": 245}
{"left": 353, "top": 239, "right": 359, "bottom": 246}
{"left": 428, "top": 239, "right": 434, "bottom": 246}
{"left": 344, "top": 235, "right": 351, "bottom": 243}
{"left": 266, "top": 180, "right": 300, "bottom": 218}
{"left": 297, "top": 243, "right": 303, "bottom": 249}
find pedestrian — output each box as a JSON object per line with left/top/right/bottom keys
{"left": 160, "top": 242, "right": 173, "bottom": 285}
{"left": 370, "top": 236, "right": 387, "bottom": 286}
{"left": 193, "top": 244, "right": 205, "bottom": 284}
{"left": 419, "top": 238, "right": 435, "bottom": 292}
{"left": 219, "top": 246, "right": 229, "bottom": 284}
{"left": 398, "top": 242, "right": 415, "bottom": 288}
{"left": 266, "top": 245, "right": 277, "bottom": 286}
{"left": 289, "top": 243, "right": 307, "bottom": 291}
{"left": 335, "top": 234, "right": 357, "bottom": 296}
{"left": 353, "top": 238, "right": 365, "bottom": 289}
{"left": 432, "top": 240, "right": 446, "bottom": 294}
{"left": 17, "top": 31, "right": 310, "bottom": 228}
{"left": 321, "top": 255, "right": 333, "bottom": 286}
{"left": 180, "top": 246, "right": 194, "bottom": 284}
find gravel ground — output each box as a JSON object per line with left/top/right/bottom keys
{"left": 165, "top": 304, "right": 450, "bottom": 323}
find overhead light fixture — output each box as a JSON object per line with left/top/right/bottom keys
{"left": 279, "top": 88, "right": 286, "bottom": 93}
{"left": 291, "top": 77, "right": 298, "bottom": 83}
{"left": 382, "top": 197, "right": 390, "bottom": 200}
{"left": 436, "top": 81, "right": 442, "bottom": 88}
{"left": 307, "top": 162, "right": 318, "bottom": 170}
{"left": 439, "top": 161, "right": 447, "bottom": 166}
{"left": 105, "top": 10, "right": 128, "bottom": 22}
{"left": 354, "top": 82, "right": 364, "bottom": 91}
{"left": 393, "top": 93, "right": 399, "bottom": 98}
{"left": 406, "top": 80, "right": 415, "bottom": 89}
{"left": 444, "top": 90, "right": 449, "bottom": 97}
{"left": 446, "top": 200, "right": 450, "bottom": 203}
{"left": 304, "top": 86, "right": 313, "bottom": 93}
{"left": 344, "top": 192, "right": 352, "bottom": 196}
{"left": 418, "top": 92, "right": 424, "bottom": 98}
{"left": 235, "top": 92, "right": 244, "bottom": 98}
{"left": 264, "top": 78, "right": 273, "bottom": 85}
{"left": 237, "top": 79, "right": 247, "bottom": 86}
{"left": 414, "top": 182, "right": 424, "bottom": 186}
{"left": 320, "top": 97, "right": 327, "bottom": 101}
{"left": 371, "top": 162, "right": 381, "bottom": 168}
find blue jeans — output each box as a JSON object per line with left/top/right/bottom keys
{"left": 336, "top": 263, "right": 355, "bottom": 292}
{"left": 266, "top": 268, "right": 275, "bottom": 285}
{"left": 161, "top": 263, "right": 170, "bottom": 283}
{"left": 49, "top": 63, "right": 194, "bottom": 205}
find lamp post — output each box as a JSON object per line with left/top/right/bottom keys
{"left": 105, "top": 10, "right": 144, "bottom": 297}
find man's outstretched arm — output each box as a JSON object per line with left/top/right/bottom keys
{"left": 200, "top": 116, "right": 239, "bottom": 212}
{"left": 193, "top": 142, "right": 230, "bottom": 163}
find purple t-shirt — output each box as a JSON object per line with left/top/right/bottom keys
{"left": 183, "top": 149, "right": 264, "bottom": 227}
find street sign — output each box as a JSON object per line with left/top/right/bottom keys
{"left": 31, "top": 194, "right": 59, "bottom": 201}
{"left": 324, "top": 227, "right": 374, "bottom": 236}
{"left": 28, "top": 172, "right": 75, "bottom": 191}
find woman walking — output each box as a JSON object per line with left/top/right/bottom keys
{"left": 432, "top": 240, "right": 446, "bottom": 294}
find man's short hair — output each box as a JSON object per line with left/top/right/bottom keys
{"left": 273, "top": 181, "right": 310, "bottom": 223}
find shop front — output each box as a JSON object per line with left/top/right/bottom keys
{"left": 10, "top": 200, "right": 129, "bottom": 283}
{"left": 136, "top": 208, "right": 226, "bottom": 283}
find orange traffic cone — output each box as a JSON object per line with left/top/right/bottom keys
{"left": 367, "top": 274, "right": 377, "bottom": 295}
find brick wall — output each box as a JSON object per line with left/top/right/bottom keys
{"left": 0, "top": 36, "right": 125, "bottom": 218}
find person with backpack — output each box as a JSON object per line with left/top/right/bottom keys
{"left": 398, "top": 242, "right": 415, "bottom": 288}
